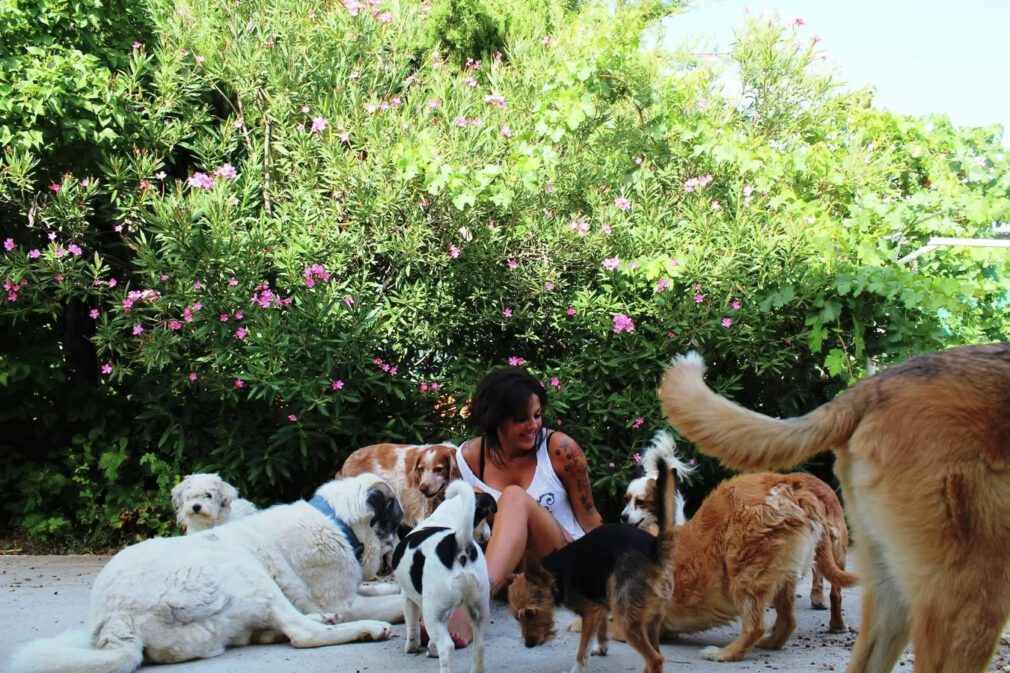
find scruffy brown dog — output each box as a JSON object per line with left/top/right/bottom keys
{"left": 660, "top": 345, "right": 1010, "bottom": 673}
{"left": 508, "top": 459, "right": 678, "bottom": 673}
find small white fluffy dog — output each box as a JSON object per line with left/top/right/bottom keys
{"left": 393, "top": 480, "right": 491, "bottom": 673}
{"left": 11, "top": 474, "right": 402, "bottom": 673}
{"left": 620, "top": 430, "right": 695, "bottom": 529}
{"left": 172, "top": 472, "right": 258, "bottom": 533}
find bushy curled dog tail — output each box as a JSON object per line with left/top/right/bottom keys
{"left": 445, "top": 479, "right": 476, "bottom": 551}
{"left": 11, "top": 619, "right": 143, "bottom": 673}
{"left": 659, "top": 352, "right": 861, "bottom": 472}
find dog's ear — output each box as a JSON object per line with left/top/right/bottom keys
{"left": 474, "top": 492, "right": 497, "bottom": 524}
{"left": 629, "top": 462, "right": 646, "bottom": 480}
{"left": 170, "top": 476, "right": 190, "bottom": 509}
{"left": 404, "top": 448, "right": 422, "bottom": 485}
{"left": 366, "top": 481, "right": 404, "bottom": 535}
{"left": 217, "top": 478, "right": 238, "bottom": 508}
{"left": 444, "top": 450, "right": 461, "bottom": 480}
{"left": 519, "top": 550, "right": 549, "bottom": 581}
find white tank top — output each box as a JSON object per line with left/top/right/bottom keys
{"left": 456, "top": 431, "right": 585, "bottom": 540}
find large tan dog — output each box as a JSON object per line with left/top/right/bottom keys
{"left": 659, "top": 344, "right": 1010, "bottom": 673}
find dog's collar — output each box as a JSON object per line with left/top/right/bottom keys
{"left": 308, "top": 495, "right": 364, "bottom": 562}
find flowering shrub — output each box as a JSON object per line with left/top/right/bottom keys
{"left": 2, "top": 0, "right": 1009, "bottom": 543}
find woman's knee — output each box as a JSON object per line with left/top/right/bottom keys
{"left": 497, "top": 485, "right": 534, "bottom": 512}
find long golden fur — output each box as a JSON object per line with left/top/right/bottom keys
{"left": 660, "top": 472, "right": 854, "bottom": 661}
{"left": 659, "top": 344, "right": 1010, "bottom": 673}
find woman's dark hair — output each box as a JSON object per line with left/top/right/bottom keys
{"left": 468, "top": 368, "right": 547, "bottom": 466}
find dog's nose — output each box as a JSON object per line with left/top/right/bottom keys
{"left": 620, "top": 513, "right": 629, "bottom": 523}
{"left": 525, "top": 639, "right": 538, "bottom": 648}
{"left": 192, "top": 504, "right": 202, "bottom": 513}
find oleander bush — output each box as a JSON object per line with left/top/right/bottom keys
{"left": 2, "top": 0, "right": 1009, "bottom": 546}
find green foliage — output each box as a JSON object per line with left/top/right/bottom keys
{"left": 1, "top": 1, "right": 1008, "bottom": 541}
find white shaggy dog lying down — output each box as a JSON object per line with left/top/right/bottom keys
{"left": 11, "top": 473, "right": 404, "bottom": 673}
{"left": 171, "top": 472, "right": 258, "bottom": 533}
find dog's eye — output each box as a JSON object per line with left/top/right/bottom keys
{"left": 204, "top": 492, "right": 212, "bottom": 498}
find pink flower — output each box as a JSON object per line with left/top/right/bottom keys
{"left": 549, "top": 376, "right": 561, "bottom": 390}
{"left": 602, "top": 257, "right": 620, "bottom": 271}
{"left": 288, "top": 414, "right": 298, "bottom": 422}
{"left": 236, "top": 327, "right": 248, "bottom": 339}
{"left": 234, "top": 379, "right": 245, "bottom": 388}
{"left": 168, "top": 320, "right": 183, "bottom": 331}
{"left": 302, "top": 263, "right": 330, "bottom": 288}
{"left": 507, "top": 259, "right": 518, "bottom": 269}
{"left": 502, "top": 308, "right": 512, "bottom": 317}
{"left": 215, "top": 164, "right": 238, "bottom": 180}
{"left": 132, "top": 324, "right": 144, "bottom": 336}
{"left": 428, "top": 98, "right": 443, "bottom": 109}
{"left": 101, "top": 362, "right": 113, "bottom": 375}
{"left": 420, "top": 383, "right": 429, "bottom": 394}
{"left": 483, "top": 92, "right": 506, "bottom": 109}
{"left": 633, "top": 416, "right": 645, "bottom": 429}
{"left": 3, "top": 238, "right": 14, "bottom": 251}
{"left": 721, "top": 317, "right": 733, "bottom": 328}
{"left": 449, "top": 244, "right": 460, "bottom": 258}
{"left": 508, "top": 356, "right": 525, "bottom": 366}
{"left": 614, "top": 197, "right": 632, "bottom": 211}
{"left": 331, "top": 379, "right": 344, "bottom": 390}
{"left": 655, "top": 278, "right": 670, "bottom": 293}
{"left": 566, "top": 307, "right": 577, "bottom": 316}
{"left": 601, "top": 223, "right": 612, "bottom": 235}
{"left": 612, "top": 314, "right": 635, "bottom": 333}
{"left": 28, "top": 249, "right": 41, "bottom": 259}
{"left": 193, "top": 280, "right": 203, "bottom": 291}
{"left": 187, "top": 172, "right": 215, "bottom": 189}
{"left": 542, "top": 35, "right": 557, "bottom": 47}
{"left": 343, "top": 296, "right": 355, "bottom": 307}
{"left": 377, "top": 11, "right": 392, "bottom": 23}
{"left": 234, "top": 311, "right": 244, "bottom": 320}
{"left": 453, "top": 116, "right": 467, "bottom": 127}
{"left": 667, "top": 330, "right": 676, "bottom": 339}
{"left": 183, "top": 307, "right": 193, "bottom": 322}
{"left": 389, "top": 367, "right": 398, "bottom": 376}
{"left": 89, "top": 309, "right": 100, "bottom": 319}
{"left": 311, "top": 117, "right": 328, "bottom": 133}
{"left": 793, "top": 15, "right": 806, "bottom": 26}
{"left": 544, "top": 282, "right": 554, "bottom": 291}
{"left": 132, "top": 41, "right": 143, "bottom": 49}
{"left": 220, "top": 313, "right": 229, "bottom": 322}
{"left": 192, "top": 301, "right": 202, "bottom": 311}
{"left": 694, "top": 293, "right": 705, "bottom": 303}
{"left": 633, "top": 452, "right": 642, "bottom": 462}
{"left": 229, "top": 276, "right": 239, "bottom": 286}
{"left": 48, "top": 183, "right": 61, "bottom": 192}
{"left": 608, "top": 462, "right": 616, "bottom": 469}
{"left": 501, "top": 126, "right": 512, "bottom": 138}
{"left": 732, "top": 299, "right": 742, "bottom": 310}
{"left": 189, "top": 372, "right": 198, "bottom": 381}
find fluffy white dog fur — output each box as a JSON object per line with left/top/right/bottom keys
{"left": 620, "top": 431, "right": 695, "bottom": 529}
{"left": 394, "top": 480, "right": 490, "bottom": 673}
{"left": 171, "top": 472, "right": 258, "bottom": 533}
{"left": 11, "top": 474, "right": 402, "bottom": 673}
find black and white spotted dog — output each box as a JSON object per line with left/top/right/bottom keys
{"left": 393, "top": 481, "right": 496, "bottom": 673}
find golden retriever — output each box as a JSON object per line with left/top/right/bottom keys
{"left": 659, "top": 344, "right": 1010, "bottom": 673}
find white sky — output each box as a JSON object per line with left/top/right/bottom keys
{"left": 659, "top": 0, "right": 1010, "bottom": 142}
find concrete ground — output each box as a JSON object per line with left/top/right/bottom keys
{"left": 3, "top": 554, "right": 1009, "bottom": 672}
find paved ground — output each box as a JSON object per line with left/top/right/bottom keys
{"left": 3, "top": 554, "right": 1009, "bottom": 672}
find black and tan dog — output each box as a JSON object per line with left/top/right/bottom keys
{"left": 659, "top": 344, "right": 1010, "bottom": 673}
{"left": 508, "top": 459, "right": 677, "bottom": 673}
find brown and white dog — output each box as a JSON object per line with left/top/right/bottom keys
{"left": 338, "top": 443, "right": 461, "bottom": 528}
{"left": 620, "top": 431, "right": 694, "bottom": 529}
{"left": 659, "top": 345, "right": 1010, "bottom": 673}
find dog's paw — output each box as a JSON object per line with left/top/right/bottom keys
{"left": 357, "top": 620, "right": 392, "bottom": 642}
{"left": 308, "top": 612, "right": 342, "bottom": 625}
{"left": 405, "top": 637, "right": 422, "bottom": 654}
{"left": 590, "top": 642, "right": 608, "bottom": 656}
{"left": 426, "top": 640, "right": 439, "bottom": 658}
{"left": 700, "top": 645, "right": 738, "bottom": 662}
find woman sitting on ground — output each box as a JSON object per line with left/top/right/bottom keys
{"left": 444, "top": 367, "right": 604, "bottom": 646}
